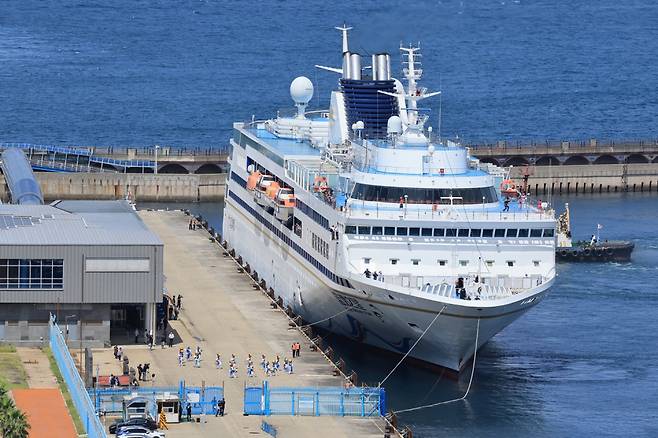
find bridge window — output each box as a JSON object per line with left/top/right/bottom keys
{"left": 495, "top": 229, "right": 506, "bottom": 237}
{"left": 507, "top": 260, "right": 515, "bottom": 267}
{"left": 482, "top": 229, "right": 494, "bottom": 237}
{"left": 458, "top": 229, "right": 469, "bottom": 237}
{"left": 438, "top": 260, "right": 447, "bottom": 266}
{"left": 506, "top": 229, "right": 518, "bottom": 238}
{"left": 421, "top": 228, "right": 433, "bottom": 237}
{"left": 396, "top": 227, "right": 408, "bottom": 236}
{"left": 446, "top": 228, "right": 457, "bottom": 237}
{"left": 530, "top": 229, "right": 543, "bottom": 237}
{"left": 390, "top": 258, "right": 399, "bottom": 265}
{"left": 412, "top": 259, "right": 420, "bottom": 266}
{"left": 358, "top": 226, "right": 371, "bottom": 235}
{"left": 470, "top": 229, "right": 482, "bottom": 238}
{"left": 352, "top": 183, "right": 498, "bottom": 205}
{"left": 372, "top": 227, "right": 383, "bottom": 236}
{"left": 384, "top": 227, "right": 396, "bottom": 236}
{"left": 433, "top": 228, "right": 445, "bottom": 237}
{"left": 409, "top": 227, "right": 420, "bottom": 236}
{"left": 344, "top": 226, "right": 356, "bottom": 235}
{"left": 518, "top": 229, "right": 529, "bottom": 237}
{"left": 543, "top": 228, "right": 555, "bottom": 237}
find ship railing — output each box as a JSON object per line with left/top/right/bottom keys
{"left": 345, "top": 202, "right": 555, "bottom": 222}
{"left": 362, "top": 273, "right": 546, "bottom": 300}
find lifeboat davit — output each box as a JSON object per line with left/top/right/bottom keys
{"left": 500, "top": 179, "right": 520, "bottom": 197}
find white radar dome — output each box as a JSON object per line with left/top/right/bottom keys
{"left": 290, "top": 76, "right": 314, "bottom": 104}
{"left": 387, "top": 115, "right": 402, "bottom": 135}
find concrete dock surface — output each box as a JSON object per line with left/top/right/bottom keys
{"left": 92, "top": 209, "right": 390, "bottom": 437}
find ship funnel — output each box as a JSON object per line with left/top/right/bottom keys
{"left": 342, "top": 51, "right": 352, "bottom": 79}
{"left": 372, "top": 53, "right": 391, "bottom": 80}
{"left": 349, "top": 53, "right": 362, "bottom": 80}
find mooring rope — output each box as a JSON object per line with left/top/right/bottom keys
{"left": 393, "top": 317, "right": 481, "bottom": 414}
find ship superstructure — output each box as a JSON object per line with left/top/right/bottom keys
{"left": 223, "top": 27, "right": 556, "bottom": 372}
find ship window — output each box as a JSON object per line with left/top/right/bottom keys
{"left": 390, "top": 258, "right": 398, "bottom": 265}
{"left": 352, "top": 183, "right": 498, "bottom": 204}
{"left": 421, "top": 228, "right": 433, "bottom": 237}
{"left": 363, "top": 258, "right": 371, "bottom": 264}
{"left": 507, "top": 260, "right": 515, "bottom": 267}
{"left": 506, "top": 229, "right": 518, "bottom": 238}
{"left": 409, "top": 227, "right": 420, "bottom": 236}
{"left": 543, "top": 228, "right": 555, "bottom": 237}
{"left": 459, "top": 260, "right": 469, "bottom": 267}
{"left": 344, "top": 226, "right": 356, "bottom": 235}
{"left": 494, "top": 229, "right": 506, "bottom": 237}
{"left": 446, "top": 228, "right": 457, "bottom": 237}
{"left": 482, "top": 229, "right": 494, "bottom": 237}
{"left": 396, "top": 227, "right": 408, "bottom": 236}
{"left": 384, "top": 227, "right": 396, "bottom": 236}
{"left": 533, "top": 260, "right": 540, "bottom": 267}
{"left": 530, "top": 229, "right": 543, "bottom": 237}
{"left": 438, "top": 260, "right": 447, "bottom": 266}
{"left": 358, "top": 226, "right": 371, "bottom": 235}
{"left": 433, "top": 228, "right": 445, "bottom": 237}
{"left": 372, "top": 226, "right": 383, "bottom": 236}
{"left": 486, "top": 260, "right": 495, "bottom": 267}
{"left": 458, "top": 229, "right": 469, "bottom": 237}
{"left": 470, "top": 229, "right": 482, "bottom": 238}
{"left": 518, "top": 229, "right": 529, "bottom": 237}
{"left": 412, "top": 259, "right": 420, "bottom": 265}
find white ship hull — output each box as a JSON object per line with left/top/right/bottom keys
{"left": 223, "top": 196, "right": 553, "bottom": 372}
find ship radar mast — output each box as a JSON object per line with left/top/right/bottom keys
{"left": 379, "top": 44, "right": 441, "bottom": 135}
{"left": 335, "top": 24, "right": 352, "bottom": 53}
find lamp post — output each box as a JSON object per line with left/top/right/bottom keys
{"left": 154, "top": 145, "right": 160, "bottom": 174}
{"left": 65, "top": 314, "right": 77, "bottom": 343}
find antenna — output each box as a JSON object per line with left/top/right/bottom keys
{"left": 438, "top": 74, "right": 442, "bottom": 144}
{"left": 335, "top": 24, "right": 352, "bottom": 53}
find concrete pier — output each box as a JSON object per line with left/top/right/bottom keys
{"left": 91, "top": 210, "right": 392, "bottom": 437}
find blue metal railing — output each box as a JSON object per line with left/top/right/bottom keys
{"left": 93, "top": 383, "right": 224, "bottom": 416}
{"left": 245, "top": 382, "right": 386, "bottom": 417}
{"left": 49, "top": 317, "right": 107, "bottom": 438}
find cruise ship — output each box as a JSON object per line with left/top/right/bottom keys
{"left": 222, "top": 26, "right": 556, "bottom": 372}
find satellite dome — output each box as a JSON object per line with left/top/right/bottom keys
{"left": 290, "top": 76, "right": 314, "bottom": 104}
{"left": 387, "top": 115, "right": 402, "bottom": 135}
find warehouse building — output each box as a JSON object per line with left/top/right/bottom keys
{"left": 0, "top": 200, "right": 163, "bottom": 346}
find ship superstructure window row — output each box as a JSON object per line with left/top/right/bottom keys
{"left": 344, "top": 226, "right": 555, "bottom": 238}
{"left": 227, "top": 190, "right": 352, "bottom": 288}
{"left": 296, "top": 199, "right": 330, "bottom": 230}
{"left": 235, "top": 130, "right": 284, "bottom": 166}
{"left": 230, "top": 171, "right": 248, "bottom": 189}
{"left": 352, "top": 183, "right": 498, "bottom": 205}
{"left": 312, "top": 233, "right": 329, "bottom": 259}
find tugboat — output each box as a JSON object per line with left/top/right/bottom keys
{"left": 555, "top": 203, "right": 634, "bottom": 262}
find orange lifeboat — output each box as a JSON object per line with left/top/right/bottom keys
{"left": 275, "top": 188, "right": 296, "bottom": 221}
{"left": 500, "top": 179, "right": 520, "bottom": 197}
{"left": 246, "top": 170, "right": 262, "bottom": 191}
{"left": 313, "top": 176, "right": 329, "bottom": 193}
{"left": 265, "top": 181, "right": 281, "bottom": 200}
{"left": 254, "top": 174, "right": 275, "bottom": 206}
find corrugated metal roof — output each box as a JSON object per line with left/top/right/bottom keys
{"left": 0, "top": 200, "right": 162, "bottom": 246}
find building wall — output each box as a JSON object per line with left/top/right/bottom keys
{"left": 0, "top": 244, "right": 163, "bottom": 305}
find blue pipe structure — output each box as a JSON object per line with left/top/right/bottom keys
{"left": 1, "top": 148, "right": 44, "bottom": 205}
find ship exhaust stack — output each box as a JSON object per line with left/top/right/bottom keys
{"left": 372, "top": 53, "right": 391, "bottom": 80}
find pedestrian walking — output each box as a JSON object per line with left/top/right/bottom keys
{"left": 185, "top": 346, "right": 192, "bottom": 361}
{"left": 215, "top": 354, "right": 222, "bottom": 369}
{"left": 113, "top": 345, "right": 118, "bottom": 359}
{"left": 168, "top": 331, "right": 174, "bottom": 347}
{"left": 218, "top": 398, "right": 225, "bottom": 416}
{"left": 189, "top": 219, "right": 193, "bottom": 230}
{"left": 247, "top": 364, "right": 255, "bottom": 377}
{"left": 260, "top": 354, "right": 267, "bottom": 371}
{"left": 186, "top": 403, "right": 192, "bottom": 422}
{"left": 137, "top": 364, "right": 143, "bottom": 381}
{"left": 288, "top": 359, "right": 293, "bottom": 374}
{"left": 194, "top": 353, "right": 201, "bottom": 368}
{"left": 178, "top": 352, "right": 184, "bottom": 367}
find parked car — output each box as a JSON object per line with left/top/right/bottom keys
{"left": 116, "top": 425, "right": 164, "bottom": 438}
{"left": 109, "top": 418, "right": 158, "bottom": 434}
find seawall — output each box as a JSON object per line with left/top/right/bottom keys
{"left": 0, "top": 173, "right": 226, "bottom": 203}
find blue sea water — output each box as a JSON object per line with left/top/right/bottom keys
{"left": 5, "top": 1, "right": 658, "bottom": 436}
{"left": 2, "top": 0, "right": 658, "bottom": 147}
